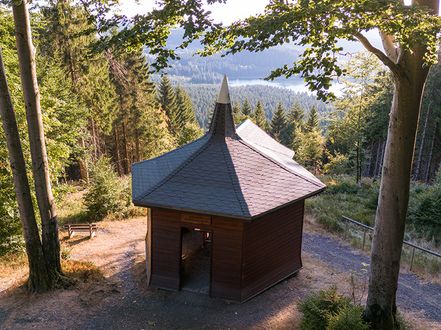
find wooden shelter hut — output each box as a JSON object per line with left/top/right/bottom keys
{"left": 132, "top": 76, "right": 325, "bottom": 302}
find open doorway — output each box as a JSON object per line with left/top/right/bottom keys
{"left": 180, "top": 227, "right": 212, "bottom": 294}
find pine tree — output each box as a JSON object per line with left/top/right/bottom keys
{"left": 296, "top": 128, "right": 324, "bottom": 174}
{"left": 284, "top": 102, "right": 305, "bottom": 149}
{"left": 287, "top": 102, "right": 305, "bottom": 128}
{"left": 270, "top": 103, "right": 288, "bottom": 142}
{"left": 157, "top": 75, "right": 180, "bottom": 136}
{"left": 232, "top": 103, "right": 243, "bottom": 124}
{"left": 242, "top": 98, "right": 252, "bottom": 117}
{"left": 306, "top": 106, "right": 319, "bottom": 132}
{"left": 253, "top": 101, "right": 268, "bottom": 130}
{"left": 175, "top": 86, "right": 202, "bottom": 145}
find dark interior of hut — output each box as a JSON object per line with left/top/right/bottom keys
{"left": 180, "top": 228, "right": 212, "bottom": 294}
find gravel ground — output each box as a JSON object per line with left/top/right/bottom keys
{"left": 303, "top": 232, "right": 441, "bottom": 323}
{"left": 1, "top": 218, "right": 440, "bottom": 330}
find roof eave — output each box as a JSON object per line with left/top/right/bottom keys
{"left": 132, "top": 200, "right": 252, "bottom": 220}
{"left": 248, "top": 186, "right": 327, "bottom": 221}
{"left": 133, "top": 185, "right": 326, "bottom": 222}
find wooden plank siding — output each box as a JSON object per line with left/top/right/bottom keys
{"left": 210, "top": 216, "right": 244, "bottom": 300}
{"left": 150, "top": 208, "right": 182, "bottom": 290}
{"left": 148, "top": 202, "right": 305, "bottom": 302}
{"left": 241, "top": 201, "right": 304, "bottom": 301}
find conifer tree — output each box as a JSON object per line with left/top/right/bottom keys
{"left": 253, "top": 101, "right": 268, "bottom": 130}
{"left": 306, "top": 106, "right": 319, "bottom": 132}
{"left": 175, "top": 87, "right": 197, "bottom": 126}
{"left": 232, "top": 103, "right": 243, "bottom": 124}
{"left": 175, "top": 87, "right": 202, "bottom": 145}
{"left": 157, "top": 75, "right": 180, "bottom": 136}
{"left": 270, "top": 103, "right": 287, "bottom": 142}
{"left": 241, "top": 98, "right": 252, "bottom": 117}
{"left": 284, "top": 102, "right": 305, "bottom": 150}
{"left": 287, "top": 102, "right": 305, "bottom": 128}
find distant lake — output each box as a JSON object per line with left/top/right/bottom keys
{"left": 229, "top": 79, "right": 343, "bottom": 96}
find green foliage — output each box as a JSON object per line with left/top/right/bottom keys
{"left": 175, "top": 86, "right": 202, "bottom": 145}
{"left": 307, "top": 176, "right": 378, "bottom": 231}
{"left": 299, "top": 287, "right": 351, "bottom": 330}
{"left": 241, "top": 98, "right": 252, "bottom": 117}
{"left": 323, "top": 153, "right": 351, "bottom": 176}
{"left": 84, "top": 158, "right": 128, "bottom": 221}
{"left": 407, "top": 170, "right": 441, "bottom": 242}
{"left": 183, "top": 83, "right": 328, "bottom": 128}
{"left": 306, "top": 106, "right": 319, "bottom": 132}
{"left": 157, "top": 75, "right": 180, "bottom": 135}
{"left": 327, "top": 305, "right": 369, "bottom": 330}
{"left": 296, "top": 129, "right": 324, "bottom": 172}
{"left": 253, "top": 100, "right": 268, "bottom": 130}
{"left": 0, "top": 9, "right": 87, "bottom": 254}
{"left": 270, "top": 103, "right": 287, "bottom": 142}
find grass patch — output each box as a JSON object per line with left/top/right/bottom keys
{"left": 0, "top": 251, "right": 27, "bottom": 275}
{"left": 307, "top": 175, "right": 441, "bottom": 277}
{"left": 306, "top": 175, "right": 378, "bottom": 231}
{"left": 57, "top": 183, "right": 90, "bottom": 225}
{"left": 61, "top": 259, "right": 104, "bottom": 282}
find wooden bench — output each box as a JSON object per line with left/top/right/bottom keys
{"left": 64, "top": 223, "right": 97, "bottom": 239}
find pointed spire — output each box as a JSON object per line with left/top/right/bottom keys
{"left": 217, "top": 75, "right": 230, "bottom": 104}
{"left": 209, "top": 75, "right": 236, "bottom": 137}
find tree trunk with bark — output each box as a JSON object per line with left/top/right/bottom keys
{"left": 414, "top": 102, "right": 431, "bottom": 180}
{"left": 12, "top": 0, "right": 62, "bottom": 283}
{"left": 426, "top": 122, "right": 437, "bottom": 182}
{"left": 365, "top": 49, "right": 429, "bottom": 328}
{"left": 114, "top": 126, "right": 123, "bottom": 175}
{"left": 0, "top": 48, "right": 50, "bottom": 292}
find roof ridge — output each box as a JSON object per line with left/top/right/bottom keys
{"left": 136, "top": 135, "right": 213, "bottom": 202}
{"left": 237, "top": 138, "right": 324, "bottom": 189}
{"left": 221, "top": 139, "right": 250, "bottom": 217}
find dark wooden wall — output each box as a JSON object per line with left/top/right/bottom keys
{"left": 149, "top": 208, "right": 244, "bottom": 300}
{"left": 149, "top": 201, "right": 305, "bottom": 302}
{"left": 211, "top": 215, "right": 243, "bottom": 300}
{"left": 241, "top": 201, "right": 304, "bottom": 301}
{"left": 150, "top": 208, "right": 182, "bottom": 290}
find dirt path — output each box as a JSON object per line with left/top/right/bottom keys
{"left": 1, "top": 217, "right": 440, "bottom": 330}
{"left": 303, "top": 232, "right": 441, "bottom": 323}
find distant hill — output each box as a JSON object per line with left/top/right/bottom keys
{"left": 149, "top": 29, "right": 382, "bottom": 84}
{"left": 181, "top": 84, "right": 331, "bottom": 128}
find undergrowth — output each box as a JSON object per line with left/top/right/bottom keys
{"left": 307, "top": 175, "right": 441, "bottom": 276}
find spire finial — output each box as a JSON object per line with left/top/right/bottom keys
{"left": 217, "top": 75, "right": 230, "bottom": 104}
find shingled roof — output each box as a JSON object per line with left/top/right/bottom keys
{"left": 132, "top": 76, "right": 326, "bottom": 219}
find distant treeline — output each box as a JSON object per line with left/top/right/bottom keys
{"left": 181, "top": 83, "right": 330, "bottom": 128}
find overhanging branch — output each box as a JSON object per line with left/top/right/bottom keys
{"left": 355, "top": 32, "right": 400, "bottom": 77}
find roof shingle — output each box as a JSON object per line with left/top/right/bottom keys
{"left": 132, "top": 77, "right": 325, "bottom": 219}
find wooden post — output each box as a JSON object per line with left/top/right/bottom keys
{"left": 410, "top": 246, "right": 416, "bottom": 271}
{"left": 344, "top": 219, "right": 349, "bottom": 239}
{"left": 362, "top": 229, "right": 367, "bottom": 250}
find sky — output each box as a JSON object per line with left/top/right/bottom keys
{"left": 119, "top": 0, "right": 269, "bottom": 24}
{"left": 119, "top": 0, "right": 436, "bottom": 21}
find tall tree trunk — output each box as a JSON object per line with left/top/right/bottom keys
{"left": 0, "top": 48, "right": 50, "bottom": 292}
{"left": 414, "top": 102, "right": 431, "bottom": 180}
{"left": 12, "top": 0, "right": 62, "bottom": 282}
{"left": 90, "top": 118, "right": 98, "bottom": 161}
{"left": 365, "top": 50, "right": 429, "bottom": 329}
{"left": 135, "top": 129, "right": 140, "bottom": 163}
{"left": 122, "top": 120, "right": 129, "bottom": 174}
{"left": 425, "top": 122, "right": 437, "bottom": 182}
{"left": 373, "top": 141, "right": 381, "bottom": 178}
{"left": 78, "top": 136, "right": 89, "bottom": 183}
{"left": 114, "top": 126, "right": 122, "bottom": 176}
